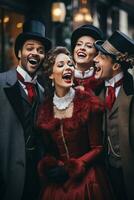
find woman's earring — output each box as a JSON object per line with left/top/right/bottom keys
{"left": 52, "top": 81, "right": 54, "bottom": 87}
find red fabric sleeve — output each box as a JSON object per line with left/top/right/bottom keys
{"left": 79, "top": 110, "right": 103, "bottom": 164}
{"left": 65, "top": 110, "right": 103, "bottom": 179}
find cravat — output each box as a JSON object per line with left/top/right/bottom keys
{"left": 17, "top": 72, "right": 37, "bottom": 103}
{"left": 105, "top": 78, "right": 123, "bottom": 110}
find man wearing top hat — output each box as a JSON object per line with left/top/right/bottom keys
{"left": 93, "top": 30, "right": 134, "bottom": 200}
{"left": 0, "top": 19, "right": 51, "bottom": 200}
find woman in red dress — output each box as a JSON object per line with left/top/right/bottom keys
{"left": 36, "top": 46, "right": 114, "bottom": 200}
{"left": 71, "top": 24, "right": 104, "bottom": 94}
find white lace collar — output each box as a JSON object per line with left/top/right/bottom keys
{"left": 53, "top": 88, "right": 75, "bottom": 110}
{"left": 74, "top": 67, "right": 94, "bottom": 79}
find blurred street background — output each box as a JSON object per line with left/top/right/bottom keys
{"left": 0, "top": 0, "right": 134, "bottom": 72}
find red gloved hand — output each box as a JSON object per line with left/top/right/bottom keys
{"left": 65, "top": 158, "right": 86, "bottom": 179}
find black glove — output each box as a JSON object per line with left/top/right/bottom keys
{"left": 47, "top": 166, "right": 69, "bottom": 183}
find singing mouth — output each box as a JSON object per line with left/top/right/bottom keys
{"left": 62, "top": 70, "right": 74, "bottom": 84}
{"left": 95, "top": 66, "right": 101, "bottom": 72}
{"left": 27, "top": 55, "right": 40, "bottom": 65}
{"left": 94, "top": 65, "right": 103, "bottom": 79}
{"left": 77, "top": 51, "right": 87, "bottom": 58}
{"left": 62, "top": 72, "right": 73, "bottom": 80}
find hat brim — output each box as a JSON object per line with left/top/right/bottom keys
{"left": 94, "top": 40, "right": 114, "bottom": 56}
{"left": 71, "top": 27, "right": 103, "bottom": 51}
{"left": 15, "top": 33, "right": 52, "bottom": 58}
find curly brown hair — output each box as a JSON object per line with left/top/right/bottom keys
{"left": 44, "top": 46, "right": 72, "bottom": 76}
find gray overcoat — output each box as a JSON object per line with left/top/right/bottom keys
{"left": 0, "top": 69, "right": 45, "bottom": 200}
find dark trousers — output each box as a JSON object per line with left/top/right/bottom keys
{"left": 107, "top": 165, "right": 127, "bottom": 200}
{"left": 21, "top": 151, "right": 41, "bottom": 200}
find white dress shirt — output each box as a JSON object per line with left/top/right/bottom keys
{"left": 105, "top": 72, "right": 124, "bottom": 98}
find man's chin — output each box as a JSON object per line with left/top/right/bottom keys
{"left": 29, "top": 66, "right": 40, "bottom": 74}
{"left": 26, "top": 70, "right": 36, "bottom": 77}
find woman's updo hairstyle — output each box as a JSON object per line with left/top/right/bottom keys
{"left": 44, "top": 46, "right": 71, "bottom": 76}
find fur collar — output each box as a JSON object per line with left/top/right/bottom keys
{"left": 37, "top": 89, "right": 104, "bottom": 132}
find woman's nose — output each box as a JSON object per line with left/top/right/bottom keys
{"left": 65, "top": 64, "right": 74, "bottom": 71}
{"left": 79, "top": 44, "right": 86, "bottom": 50}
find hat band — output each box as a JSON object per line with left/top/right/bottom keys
{"left": 102, "top": 40, "right": 134, "bottom": 67}
{"left": 102, "top": 40, "right": 120, "bottom": 56}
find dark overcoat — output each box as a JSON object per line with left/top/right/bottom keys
{"left": 0, "top": 69, "right": 45, "bottom": 200}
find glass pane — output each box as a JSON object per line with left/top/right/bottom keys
{"left": 0, "top": 8, "right": 24, "bottom": 71}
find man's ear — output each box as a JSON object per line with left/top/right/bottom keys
{"left": 112, "top": 63, "right": 120, "bottom": 71}
{"left": 18, "top": 50, "right": 21, "bottom": 59}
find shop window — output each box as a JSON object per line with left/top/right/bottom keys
{"left": 0, "top": 8, "right": 24, "bottom": 71}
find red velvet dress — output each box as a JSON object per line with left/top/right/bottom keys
{"left": 74, "top": 76, "right": 103, "bottom": 94}
{"left": 37, "top": 89, "right": 113, "bottom": 200}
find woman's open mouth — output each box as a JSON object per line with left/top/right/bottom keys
{"left": 62, "top": 72, "right": 73, "bottom": 84}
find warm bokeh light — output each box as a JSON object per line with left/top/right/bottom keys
{"left": 74, "top": 8, "right": 93, "bottom": 23}
{"left": 51, "top": 2, "right": 66, "bottom": 22}
{"left": 4, "top": 16, "right": 9, "bottom": 23}
{"left": 16, "top": 22, "right": 23, "bottom": 28}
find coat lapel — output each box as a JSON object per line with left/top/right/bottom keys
{"left": 19, "top": 83, "right": 30, "bottom": 104}
{"left": 108, "top": 93, "right": 119, "bottom": 117}
{"left": 4, "top": 82, "right": 24, "bottom": 125}
{"left": 4, "top": 69, "right": 45, "bottom": 126}
{"left": 20, "top": 82, "right": 44, "bottom": 105}
{"left": 36, "top": 82, "right": 44, "bottom": 103}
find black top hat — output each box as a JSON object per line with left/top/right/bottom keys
{"left": 15, "top": 20, "right": 52, "bottom": 58}
{"left": 71, "top": 24, "right": 104, "bottom": 52}
{"left": 94, "top": 30, "right": 134, "bottom": 67}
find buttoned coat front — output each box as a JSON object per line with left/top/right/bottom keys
{"left": 0, "top": 69, "right": 45, "bottom": 200}
{"left": 99, "top": 72, "right": 134, "bottom": 200}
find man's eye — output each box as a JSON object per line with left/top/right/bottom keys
{"left": 26, "top": 47, "right": 33, "bottom": 51}
{"left": 38, "top": 49, "right": 45, "bottom": 54}
{"left": 101, "top": 55, "right": 106, "bottom": 59}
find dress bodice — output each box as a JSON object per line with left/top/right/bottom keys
{"left": 37, "top": 89, "right": 104, "bottom": 162}
{"left": 36, "top": 89, "right": 114, "bottom": 200}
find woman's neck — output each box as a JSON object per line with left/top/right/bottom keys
{"left": 55, "top": 86, "right": 70, "bottom": 97}
{"left": 76, "top": 63, "right": 91, "bottom": 72}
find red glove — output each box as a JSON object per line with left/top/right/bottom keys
{"left": 65, "top": 145, "right": 102, "bottom": 179}
{"left": 38, "top": 155, "right": 58, "bottom": 179}
{"left": 38, "top": 155, "right": 64, "bottom": 179}
{"left": 65, "top": 158, "right": 85, "bottom": 179}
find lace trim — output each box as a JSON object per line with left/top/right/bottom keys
{"left": 74, "top": 67, "right": 94, "bottom": 79}
{"left": 53, "top": 88, "right": 75, "bottom": 110}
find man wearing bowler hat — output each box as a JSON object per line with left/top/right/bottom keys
{"left": 94, "top": 30, "right": 134, "bottom": 200}
{"left": 0, "top": 19, "right": 51, "bottom": 200}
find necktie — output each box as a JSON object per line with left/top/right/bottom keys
{"left": 17, "top": 72, "right": 37, "bottom": 103}
{"left": 105, "top": 78, "right": 123, "bottom": 110}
